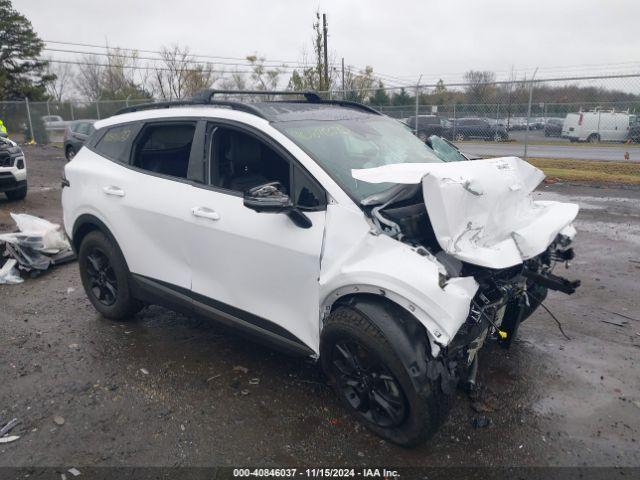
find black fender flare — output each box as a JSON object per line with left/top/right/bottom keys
{"left": 71, "top": 214, "right": 119, "bottom": 253}
{"left": 333, "top": 294, "right": 458, "bottom": 395}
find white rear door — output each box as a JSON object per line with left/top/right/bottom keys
{"left": 89, "top": 121, "right": 200, "bottom": 289}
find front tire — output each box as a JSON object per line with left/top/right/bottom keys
{"left": 78, "top": 230, "right": 142, "bottom": 320}
{"left": 321, "top": 304, "right": 448, "bottom": 447}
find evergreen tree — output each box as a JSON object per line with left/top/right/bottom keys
{"left": 0, "top": 0, "right": 53, "bottom": 100}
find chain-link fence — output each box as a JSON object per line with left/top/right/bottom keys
{"left": 334, "top": 73, "right": 640, "bottom": 160}
{"left": 2, "top": 73, "right": 639, "bottom": 161}
{"left": 0, "top": 98, "right": 151, "bottom": 143}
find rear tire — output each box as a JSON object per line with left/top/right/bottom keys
{"left": 587, "top": 133, "right": 600, "bottom": 143}
{"left": 5, "top": 182, "right": 27, "bottom": 201}
{"left": 321, "top": 304, "right": 449, "bottom": 447}
{"left": 78, "top": 230, "right": 142, "bottom": 320}
{"left": 455, "top": 133, "right": 465, "bottom": 141}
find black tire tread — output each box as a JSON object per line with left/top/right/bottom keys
{"left": 78, "top": 230, "right": 142, "bottom": 321}
{"left": 322, "top": 302, "right": 450, "bottom": 447}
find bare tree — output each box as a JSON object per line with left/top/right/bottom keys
{"left": 343, "top": 65, "right": 376, "bottom": 103}
{"left": 44, "top": 58, "right": 73, "bottom": 101}
{"left": 219, "top": 70, "right": 247, "bottom": 91}
{"left": 463, "top": 70, "right": 496, "bottom": 104}
{"left": 73, "top": 54, "right": 104, "bottom": 101}
{"left": 152, "top": 44, "right": 217, "bottom": 100}
{"left": 245, "top": 55, "right": 281, "bottom": 98}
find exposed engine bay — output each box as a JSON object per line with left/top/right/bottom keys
{"left": 356, "top": 158, "right": 581, "bottom": 388}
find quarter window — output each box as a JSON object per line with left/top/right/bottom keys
{"left": 94, "top": 124, "right": 135, "bottom": 162}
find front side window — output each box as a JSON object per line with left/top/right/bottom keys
{"left": 130, "top": 123, "right": 196, "bottom": 179}
{"left": 94, "top": 124, "right": 136, "bottom": 162}
{"left": 276, "top": 116, "right": 443, "bottom": 200}
{"left": 209, "top": 127, "right": 291, "bottom": 194}
{"left": 208, "top": 125, "right": 325, "bottom": 209}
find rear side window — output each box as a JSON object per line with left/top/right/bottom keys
{"left": 131, "top": 123, "right": 196, "bottom": 179}
{"left": 95, "top": 124, "right": 135, "bottom": 162}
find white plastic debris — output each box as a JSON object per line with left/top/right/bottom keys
{"left": 0, "top": 213, "right": 75, "bottom": 276}
{"left": 68, "top": 467, "right": 81, "bottom": 477}
{"left": 0, "top": 259, "right": 23, "bottom": 284}
{"left": 0, "top": 435, "right": 20, "bottom": 444}
{"left": 0, "top": 213, "right": 69, "bottom": 253}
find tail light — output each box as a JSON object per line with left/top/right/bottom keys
{"left": 578, "top": 114, "right": 583, "bottom": 126}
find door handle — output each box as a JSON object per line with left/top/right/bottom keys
{"left": 191, "top": 206, "right": 220, "bottom": 221}
{"left": 103, "top": 185, "right": 125, "bottom": 197}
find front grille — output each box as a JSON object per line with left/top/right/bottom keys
{"left": 0, "top": 152, "right": 14, "bottom": 167}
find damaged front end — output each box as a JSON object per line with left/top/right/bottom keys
{"left": 354, "top": 156, "right": 580, "bottom": 386}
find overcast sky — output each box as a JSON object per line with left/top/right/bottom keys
{"left": 14, "top": 0, "right": 640, "bottom": 86}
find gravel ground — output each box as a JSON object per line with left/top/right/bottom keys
{"left": 0, "top": 146, "right": 639, "bottom": 468}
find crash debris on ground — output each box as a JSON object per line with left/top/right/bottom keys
{"left": 0, "top": 213, "right": 75, "bottom": 284}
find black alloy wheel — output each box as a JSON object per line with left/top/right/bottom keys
{"left": 85, "top": 248, "right": 118, "bottom": 306}
{"left": 330, "top": 339, "right": 408, "bottom": 428}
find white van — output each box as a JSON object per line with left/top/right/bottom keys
{"left": 562, "top": 110, "right": 637, "bottom": 143}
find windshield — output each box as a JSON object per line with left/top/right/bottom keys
{"left": 276, "top": 116, "right": 443, "bottom": 200}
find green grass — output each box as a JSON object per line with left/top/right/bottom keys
{"left": 527, "top": 158, "right": 640, "bottom": 185}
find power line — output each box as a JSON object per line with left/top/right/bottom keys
{"left": 44, "top": 58, "right": 236, "bottom": 75}
{"left": 44, "top": 39, "right": 340, "bottom": 69}
{"left": 43, "top": 47, "right": 305, "bottom": 72}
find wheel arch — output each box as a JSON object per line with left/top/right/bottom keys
{"left": 71, "top": 213, "right": 119, "bottom": 254}
{"left": 321, "top": 285, "right": 450, "bottom": 358}
{"left": 323, "top": 292, "right": 456, "bottom": 394}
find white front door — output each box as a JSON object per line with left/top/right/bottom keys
{"left": 188, "top": 124, "right": 327, "bottom": 352}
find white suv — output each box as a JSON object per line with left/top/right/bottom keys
{"left": 62, "top": 90, "right": 580, "bottom": 446}
{"left": 0, "top": 136, "right": 27, "bottom": 201}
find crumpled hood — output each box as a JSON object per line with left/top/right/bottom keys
{"left": 352, "top": 157, "right": 579, "bottom": 269}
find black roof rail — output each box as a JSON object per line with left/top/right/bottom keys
{"left": 114, "top": 89, "right": 381, "bottom": 118}
{"left": 192, "top": 89, "right": 322, "bottom": 103}
{"left": 115, "top": 89, "right": 321, "bottom": 116}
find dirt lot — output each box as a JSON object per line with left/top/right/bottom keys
{"left": 1, "top": 146, "right": 639, "bottom": 469}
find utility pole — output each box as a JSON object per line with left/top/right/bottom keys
{"left": 341, "top": 57, "right": 345, "bottom": 100}
{"left": 414, "top": 74, "right": 422, "bottom": 135}
{"left": 322, "top": 13, "right": 329, "bottom": 92}
{"left": 523, "top": 67, "right": 538, "bottom": 161}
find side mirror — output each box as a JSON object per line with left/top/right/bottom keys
{"left": 243, "top": 182, "right": 312, "bottom": 229}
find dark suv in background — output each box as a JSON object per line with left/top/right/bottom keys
{"left": 544, "top": 118, "right": 564, "bottom": 137}
{"left": 446, "top": 117, "right": 508, "bottom": 141}
{"left": 404, "top": 115, "right": 448, "bottom": 141}
{"left": 64, "top": 120, "right": 96, "bottom": 160}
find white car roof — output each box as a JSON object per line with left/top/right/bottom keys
{"left": 93, "top": 106, "right": 270, "bottom": 130}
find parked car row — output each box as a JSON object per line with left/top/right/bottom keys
{"left": 402, "top": 115, "right": 508, "bottom": 142}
